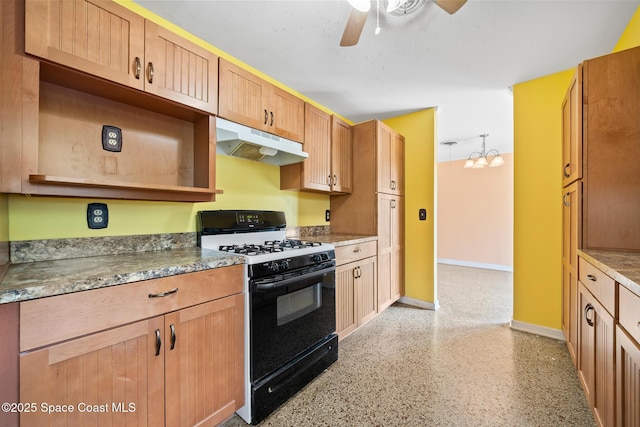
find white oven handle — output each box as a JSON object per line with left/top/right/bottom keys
{"left": 253, "top": 265, "right": 335, "bottom": 291}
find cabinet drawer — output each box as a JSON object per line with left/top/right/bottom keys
{"left": 335, "top": 241, "right": 377, "bottom": 266}
{"left": 20, "top": 265, "right": 243, "bottom": 351}
{"left": 579, "top": 257, "right": 615, "bottom": 315}
{"left": 619, "top": 285, "right": 640, "bottom": 344}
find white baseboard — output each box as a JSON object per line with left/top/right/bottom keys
{"left": 510, "top": 320, "right": 565, "bottom": 341}
{"left": 397, "top": 296, "right": 439, "bottom": 311}
{"left": 437, "top": 258, "right": 513, "bottom": 272}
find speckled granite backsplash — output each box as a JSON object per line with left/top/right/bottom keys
{"left": 10, "top": 226, "right": 330, "bottom": 264}
{"left": 11, "top": 233, "right": 197, "bottom": 264}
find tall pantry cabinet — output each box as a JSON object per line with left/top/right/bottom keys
{"left": 561, "top": 45, "right": 640, "bottom": 427}
{"left": 330, "top": 120, "right": 404, "bottom": 313}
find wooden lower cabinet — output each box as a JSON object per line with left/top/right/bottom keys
{"left": 19, "top": 268, "right": 244, "bottom": 427}
{"left": 616, "top": 326, "right": 640, "bottom": 427}
{"left": 578, "top": 281, "right": 615, "bottom": 427}
{"left": 335, "top": 242, "right": 377, "bottom": 341}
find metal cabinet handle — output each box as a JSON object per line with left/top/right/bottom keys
{"left": 328, "top": 175, "right": 332, "bottom": 186}
{"left": 563, "top": 163, "right": 571, "bottom": 178}
{"left": 584, "top": 303, "right": 594, "bottom": 327}
{"left": 391, "top": 199, "right": 397, "bottom": 208}
{"left": 270, "top": 111, "right": 274, "bottom": 126}
{"left": 586, "top": 274, "right": 597, "bottom": 282}
{"left": 148, "top": 288, "right": 179, "bottom": 298}
{"left": 134, "top": 57, "right": 141, "bottom": 79}
{"left": 264, "top": 109, "right": 269, "bottom": 125}
{"left": 333, "top": 175, "right": 337, "bottom": 186}
{"left": 154, "top": 329, "right": 162, "bottom": 356}
{"left": 353, "top": 247, "right": 362, "bottom": 253}
{"left": 170, "top": 324, "right": 176, "bottom": 350}
{"left": 563, "top": 193, "right": 570, "bottom": 207}
{"left": 147, "top": 62, "right": 154, "bottom": 83}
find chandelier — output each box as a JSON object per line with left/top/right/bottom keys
{"left": 463, "top": 134, "right": 504, "bottom": 168}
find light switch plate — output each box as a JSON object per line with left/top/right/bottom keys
{"left": 87, "top": 203, "right": 108, "bottom": 229}
{"left": 419, "top": 208, "right": 427, "bottom": 221}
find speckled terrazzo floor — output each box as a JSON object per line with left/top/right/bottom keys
{"left": 222, "top": 264, "right": 595, "bottom": 427}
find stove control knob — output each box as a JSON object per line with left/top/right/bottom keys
{"left": 279, "top": 260, "right": 290, "bottom": 270}
{"left": 267, "top": 261, "right": 280, "bottom": 272}
{"left": 311, "top": 254, "right": 322, "bottom": 263}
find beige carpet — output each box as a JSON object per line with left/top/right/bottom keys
{"left": 222, "top": 264, "right": 595, "bottom": 426}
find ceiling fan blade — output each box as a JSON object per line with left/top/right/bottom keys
{"left": 435, "top": 0, "right": 467, "bottom": 14}
{"left": 340, "top": 9, "right": 368, "bottom": 47}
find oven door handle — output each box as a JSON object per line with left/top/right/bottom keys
{"left": 253, "top": 265, "right": 335, "bottom": 290}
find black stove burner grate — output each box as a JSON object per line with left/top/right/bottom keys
{"left": 218, "top": 240, "right": 322, "bottom": 256}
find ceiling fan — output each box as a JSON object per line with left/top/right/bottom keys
{"left": 340, "top": 0, "right": 468, "bottom": 46}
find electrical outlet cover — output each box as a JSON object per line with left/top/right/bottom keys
{"left": 102, "top": 125, "right": 122, "bottom": 152}
{"left": 87, "top": 203, "right": 109, "bottom": 229}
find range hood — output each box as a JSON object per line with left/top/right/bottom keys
{"left": 215, "top": 117, "right": 308, "bottom": 166}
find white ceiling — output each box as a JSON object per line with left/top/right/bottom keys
{"left": 134, "top": 0, "right": 638, "bottom": 162}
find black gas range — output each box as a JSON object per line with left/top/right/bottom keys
{"left": 197, "top": 210, "right": 338, "bottom": 425}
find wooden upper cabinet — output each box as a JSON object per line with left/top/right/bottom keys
{"left": 218, "top": 58, "right": 304, "bottom": 142}
{"left": 377, "top": 121, "right": 404, "bottom": 195}
{"left": 25, "top": 0, "right": 145, "bottom": 90}
{"left": 331, "top": 116, "right": 353, "bottom": 193}
{"left": 268, "top": 84, "right": 305, "bottom": 141}
{"left": 218, "top": 58, "right": 269, "bottom": 129}
{"left": 24, "top": 0, "right": 218, "bottom": 115}
{"left": 144, "top": 21, "right": 218, "bottom": 115}
{"left": 562, "top": 65, "right": 582, "bottom": 188}
{"left": 583, "top": 46, "right": 640, "bottom": 251}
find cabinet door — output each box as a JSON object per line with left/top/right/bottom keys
{"left": 392, "top": 132, "right": 405, "bottom": 195}
{"left": 616, "top": 325, "right": 640, "bottom": 427}
{"left": 336, "top": 263, "right": 357, "bottom": 341}
{"left": 578, "top": 283, "right": 615, "bottom": 427}
{"left": 331, "top": 116, "right": 353, "bottom": 194}
{"left": 300, "top": 103, "right": 331, "bottom": 192}
{"left": 218, "top": 58, "right": 269, "bottom": 130}
{"left": 377, "top": 122, "right": 404, "bottom": 195}
{"left": 20, "top": 317, "right": 165, "bottom": 427}
{"left": 562, "top": 65, "right": 582, "bottom": 187}
{"left": 356, "top": 256, "right": 377, "bottom": 327}
{"left": 562, "top": 181, "right": 581, "bottom": 364}
{"left": 268, "top": 85, "right": 305, "bottom": 142}
{"left": 583, "top": 46, "right": 640, "bottom": 251}
{"left": 144, "top": 20, "right": 218, "bottom": 115}
{"left": 25, "top": 0, "right": 145, "bottom": 90}
{"left": 164, "top": 294, "right": 244, "bottom": 427}
{"left": 378, "top": 194, "right": 403, "bottom": 312}
{"left": 377, "top": 122, "right": 394, "bottom": 194}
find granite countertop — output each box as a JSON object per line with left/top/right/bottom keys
{"left": 0, "top": 248, "right": 245, "bottom": 304}
{"left": 303, "top": 234, "right": 378, "bottom": 247}
{"left": 579, "top": 249, "right": 640, "bottom": 297}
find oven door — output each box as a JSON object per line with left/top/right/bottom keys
{"left": 250, "top": 261, "right": 336, "bottom": 382}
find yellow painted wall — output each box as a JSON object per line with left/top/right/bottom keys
{"left": 8, "top": 156, "right": 327, "bottom": 241}
{"left": 384, "top": 109, "right": 437, "bottom": 303}
{"left": 512, "top": 6, "right": 640, "bottom": 329}
{"left": 7, "top": 2, "right": 333, "bottom": 241}
{"left": 512, "top": 70, "right": 573, "bottom": 329}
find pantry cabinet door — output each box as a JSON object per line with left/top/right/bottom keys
{"left": 20, "top": 317, "right": 164, "bottom": 427}
{"left": 164, "top": 294, "right": 244, "bottom": 427}
{"left": 25, "top": 0, "right": 145, "bottom": 90}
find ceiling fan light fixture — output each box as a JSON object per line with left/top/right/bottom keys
{"left": 348, "top": 0, "right": 371, "bottom": 12}
{"left": 386, "top": 0, "right": 409, "bottom": 12}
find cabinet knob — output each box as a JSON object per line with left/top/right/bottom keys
{"left": 586, "top": 274, "right": 597, "bottom": 282}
